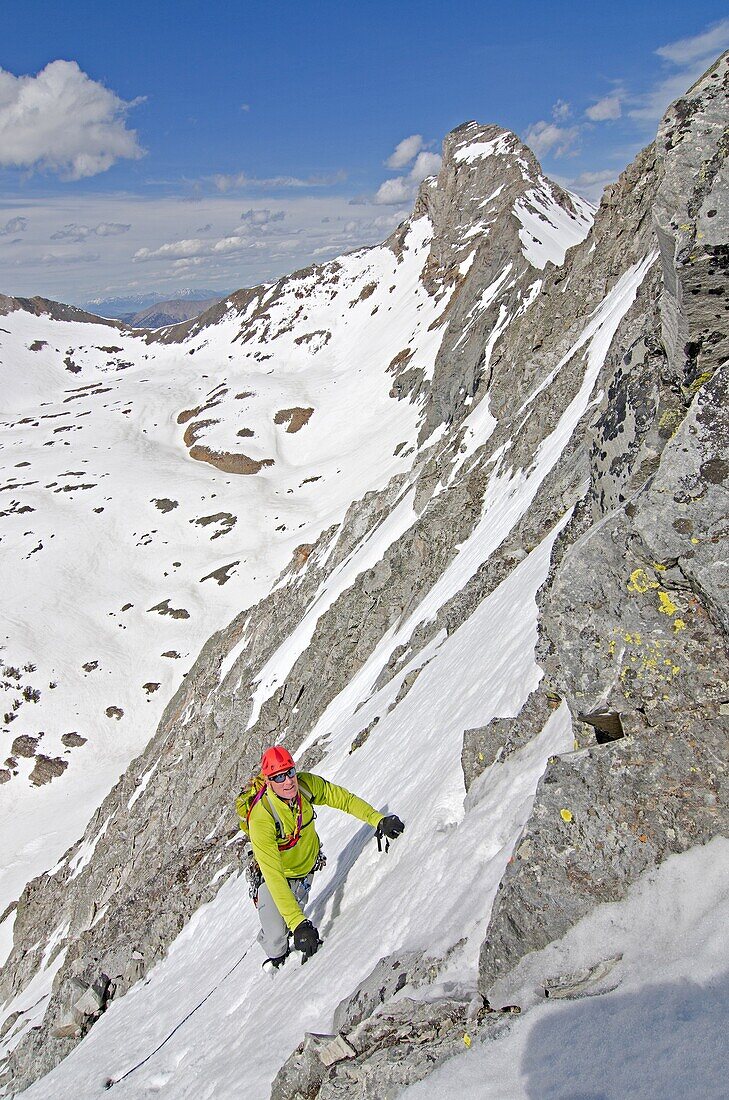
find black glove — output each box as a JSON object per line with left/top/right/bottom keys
{"left": 293, "top": 919, "right": 322, "bottom": 962}
{"left": 376, "top": 815, "right": 405, "bottom": 851}
{"left": 378, "top": 815, "right": 405, "bottom": 839}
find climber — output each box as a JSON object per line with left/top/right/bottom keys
{"left": 236, "top": 745, "right": 404, "bottom": 971}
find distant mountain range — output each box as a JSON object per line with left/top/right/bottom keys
{"left": 83, "top": 289, "right": 229, "bottom": 323}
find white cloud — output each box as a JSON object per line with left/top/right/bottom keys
{"left": 240, "top": 208, "right": 286, "bottom": 226}
{"left": 552, "top": 100, "right": 572, "bottom": 122}
{"left": 410, "top": 150, "right": 442, "bottom": 180}
{"left": 0, "top": 215, "right": 28, "bottom": 236}
{"left": 586, "top": 93, "right": 623, "bottom": 121}
{"left": 630, "top": 18, "right": 729, "bottom": 122}
{"left": 656, "top": 17, "right": 729, "bottom": 65}
{"left": 95, "top": 222, "right": 131, "bottom": 237}
{"left": 385, "top": 134, "right": 424, "bottom": 169}
{"left": 523, "top": 120, "right": 580, "bottom": 158}
{"left": 0, "top": 60, "right": 145, "bottom": 180}
{"left": 557, "top": 168, "right": 618, "bottom": 203}
{"left": 134, "top": 233, "right": 254, "bottom": 263}
{"left": 51, "top": 221, "right": 131, "bottom": 242}
{"left": 3, "top": 190, "right": 419, "bottom": 303}
{"left": 213, "top": 170, "right": 346, "bottom": 192}
{"left": 40, "top": 250, "right": 101, "bottom": 265}
{"left": 375, "top": 147, "right": 442, "bottom": 205}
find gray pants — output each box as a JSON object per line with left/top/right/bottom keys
{"left": 256, "top": 875, "right": 313, "bottom": 959}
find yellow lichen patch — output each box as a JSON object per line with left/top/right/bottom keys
{"left": 691, "top": 537, "right": 700, "bottom": 545}
{"left": 658, "top": 409, "right": 682, "bottom": 435}
{"left": 560, "top": 808, "right": 573, "bottom": 823}
{"left": 687, "top": 370, "right": 714, "bottom": 395}
{"left": 628, "top": 568, "right": 660, "bottom": 594}
{"left": 657, "top": 591, "right": 679, "bottom": 616}
{"left": 653, "top": 562, "right": 667, "bottom": 572}
{"left": 673, "top": 619, "right": 686, "bottom": 633}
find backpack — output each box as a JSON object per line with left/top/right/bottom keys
{"left": 236, "top": 772, "right": 315, "bottom": 849}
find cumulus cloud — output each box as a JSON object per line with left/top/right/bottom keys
{"left": 524, "top": 120, "right": 580, "bottom": 158}
{"left": 134, "top": 233, "right": 254, "bottom": 263}
{"left": 559, "top": 169, "right": 618, "bottom": 203}
{"left": 385, "top": 134, "right": 424, "bottom": 169}
{"left": 213, "top": 169, "right": 346, "bottom": 192}
{"left": 240, "top": 208, "right": 286, "bottom": 226}
{"left": 552, "top": 100, "right": 572, "bottom": 122}
{"left": 375, "top": 146, "right": 442, "bottom": 205}
{"left": 95, "top": 222, "right": 131, "bottom": 237}
{"left": 0, "top": 215, "right": 28, "bottom": 236}
{"left": 51, "top": 221, "right": 131, "bottom": 242}
{"left": 586, "top": 93, "right": 623, "bottom": 121}
{"left": 0, "top": 60, "right": 145, "bottom": 180}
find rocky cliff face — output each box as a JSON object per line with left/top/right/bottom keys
{"left": 0, "top": 54, "right": 726, "bottom": 1100}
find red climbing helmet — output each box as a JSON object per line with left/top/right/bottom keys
{"left": 261, "top": 745, "right": 296, "bottom": 777}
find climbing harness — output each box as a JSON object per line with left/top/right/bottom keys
{"left": 246, "top": 844, "right": 326, "bottom": 906}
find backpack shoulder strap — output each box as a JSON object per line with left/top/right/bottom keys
{"left": 298, "top": 776, "right": 314, "bottom": 803}
{"left": 264, "top": 790, "right": 286, "bottom": 838}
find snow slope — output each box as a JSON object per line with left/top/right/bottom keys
{"left": 5, "top": 243, "right": 659, "bottom": 1097}
{"left": 17, "top": 496, "right": 573, "bottom": 1098}
{"left": 0, "top": 216, "right": 453, "bottom": 912}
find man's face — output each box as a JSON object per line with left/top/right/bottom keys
{"left": 268, "top": 767, "right": 298, "bottom": 800}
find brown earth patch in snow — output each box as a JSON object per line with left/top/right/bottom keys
{"left": 29, "top": 754, "right": 68, "bottom": 786}
{"left": 105, "top": 706, "right": 124, "bottom": 720}
{"left": 190, "top": 512, "right": 236, "bottom": 539}
{"left": 273, "top": 407, "right": 314, "bottom": 433}
{"left": 237, "top": 428, "right": 254, "bottom": 438}
{"left": 183, "top": 418, "right": 218, "bottom": 447}
{"left": 188, "top": 446, "right": 274, "bottom": 475}
{"left": 11, "top": 735, "right": 39, "bottom": 758}
{"left": 235, "top": 391, "right": 254, "bottom": 400}
{"left": 294, "top": 329, "right": 332, "bottom": 349}
{"left": 388, "top": 348, "right": 414, "bottom": 375}
{"left": 61, "top": 733, "right": 87, "bottom": 748}
{"left": 201, "top": 561, "right": 240, "bottom": 585}
{"left": 148, "top": 599, "right": 190, "bottom": 619}
{"left": 29, "top": 341, "right": 47, "bottom": 352}
{"left": 153, "top": 498, "right": 178, "bottom": 513}
{"left": 350, "top": 282, "right": 377, "bottom": 307}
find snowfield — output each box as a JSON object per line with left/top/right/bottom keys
{"left": 0, "top": 216, "right": 452, "bottom": 913}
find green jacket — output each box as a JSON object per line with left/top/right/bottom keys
{"left": 243, "top": 771, "right": 383, "bottom": 931}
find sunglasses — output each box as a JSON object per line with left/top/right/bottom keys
{"left": 269, "top": 767, "right": 297, "bottom": 783}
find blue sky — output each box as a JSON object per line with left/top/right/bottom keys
{"left": 1, "top": 0, "right": 728, "bottom": 305}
